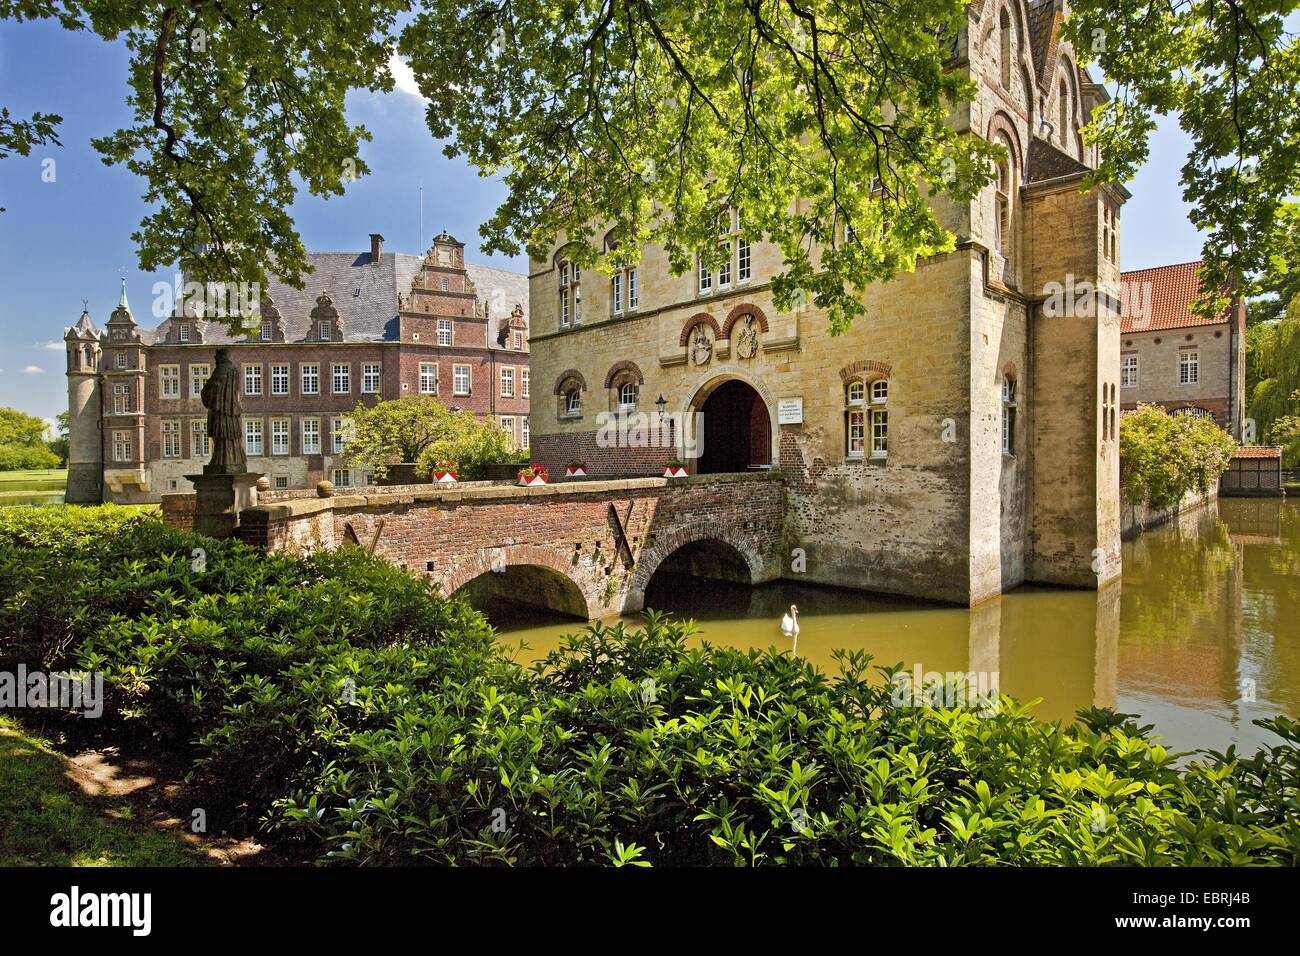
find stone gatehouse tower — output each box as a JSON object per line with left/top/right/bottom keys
{"left": 527, "top": 0, "right": 1127, "bottom": 606}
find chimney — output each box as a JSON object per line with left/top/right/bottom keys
{"left": 369, "top": 233, "right": 384, "bottom": 264}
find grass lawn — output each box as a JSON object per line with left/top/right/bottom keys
{"left": 0, "top": 717, "right": 207, "bottom": 867}
{"left": 0, "top": 469, "right": 67, "bottom": 484}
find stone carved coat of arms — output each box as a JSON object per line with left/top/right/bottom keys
{"left": 690, "top": 324, "right": 714, "bottom": 365}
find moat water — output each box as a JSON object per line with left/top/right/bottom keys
{"left": 492, "top": 498, "right": 1300, "bottom": 755}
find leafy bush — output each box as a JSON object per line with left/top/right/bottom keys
{"left": 344, "top": 396, "right": 514, "bottom": 481}
{"left": 2, "top": 506, "right": 1297, "bottom": 866}
{"left": 1120, "top": 404, "right": 1237, "bottom": 510}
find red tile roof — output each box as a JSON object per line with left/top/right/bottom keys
{"left": 1232, "top": 446, "right": 1282, "bottom": 459}
{"left": 1119, "top": 261, "right": 1232, "bottom": 333}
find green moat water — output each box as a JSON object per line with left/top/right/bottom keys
{"left": 493, "top": 498, "right": 1300, "bottom": 755}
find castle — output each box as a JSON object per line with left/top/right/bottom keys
{"left": 527, "top": 0, "right": 1128, "bottom": 605}
{"left": 64, "top": 232, "right": 529, "bottom": 504}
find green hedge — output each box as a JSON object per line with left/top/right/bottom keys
{"left": 1, "top": 506, "right": 1297, "bottom": 866}
{"left": 1120, "top": 404, "right": 1237, "bottom": 510}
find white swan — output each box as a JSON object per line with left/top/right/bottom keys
{"left": 780, "top": 604, "right": 800, "bottom": 656}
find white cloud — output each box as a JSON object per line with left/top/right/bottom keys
{"left": 387, "top": 54, "right": 427, "bottom": 101}
{"left": 22, "top": 365, "right": 45, "bottom": 374}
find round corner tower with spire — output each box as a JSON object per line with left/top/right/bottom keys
{"left": 64, "top": 301, "right": 104, "bottom": 504}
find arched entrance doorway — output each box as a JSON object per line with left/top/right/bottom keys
{"left": 695, "top": 379, "right": 771, "bottom": 474}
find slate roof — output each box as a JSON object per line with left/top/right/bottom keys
{"left": 147, "top": 251, "right": 528, "bottom": 347}
{"left": 1119, "top": 261, "right": 1232, "bottom": 333}
{"left": 1025, "top": 137, "right": 1090, "bottom": 184}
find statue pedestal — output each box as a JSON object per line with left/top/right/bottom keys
{"left": 187, "top": 473, "right": 262, "bottom": 539}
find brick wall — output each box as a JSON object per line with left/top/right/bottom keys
{"left": 237, "top": 473, "right": 785, "bottom": 617}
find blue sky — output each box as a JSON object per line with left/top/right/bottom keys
{"left": 0, "top": 16, "right": 1207, "bottom": 422}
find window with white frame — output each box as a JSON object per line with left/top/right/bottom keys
{"left": 500, "top": 416, "right": 514, "bottom": 442}
{"left": 521, "top": 368, "right": 530, "bottom": 398}
{"left": 112, "top": 382, "right": 131, "bottom": 415}
{"left": 698, "top": 256, "right": 712, "bottom": 293}
{"left": 564, "top": 387, "right": 581, "bottom": 417}
{"left": 559, "top": 262, "right": 571, "bottom": 326}
{"left": 332, "top": 362, "right": 350, "bottom": 395}
{"left": 870, "top": 380, "right": 888, "bottom": 458}
{"left": 116, "top": 351, "right": 126, "bottom": 369}
{"left": 1002, "top": 376, "right": 1018, "bottom": 455}
{"left": 260, "top": 320, "right": 273, "bottom": 342}
{"left": 301, "top": 363, "right": 319, "bottom": 395}
{"left": 273, "top": 475, "right": 289, "bottom": 490}
{"left": 612, "top": 272, "right": 623, "bottom": 313}
{"left": 362, "top": 363, "right": 382, "bottom": 394}
{"left": 161, "top": 419, "right": 181, "bottom": 458}
{"left": 438, "top": 319, "right": 452, "bottom": 346}
{"left": 558, "top": 260, "right": 581, "bottom": 326}
{"left": 1179, "top": 349, "right": 1199, "bottom": 385}
{"left": 159, "top": 365, "right": 180, "bottom": 399}
{"left": 737, "top": 237, "right": 751, "bottom": 282}
{"left": 1121, "top": 354, "right": 1138, "bottom": 389}
{"left": 513, "top": 331, "right": 522, "bottom": 350}
{"left": 453, "top": 365, "right": 471, "bottom": 395}
{"left": 112, "top": 430, "right": 132, "bottom": 462}
{"left": 244, "top": 419, "right": 263, "bottom": 456}
{"left": 501, "top": 366, "right": 515, "bottom": 397}
{"left": 191, "top": 420, "right": 209, "bottom": 459}
{"left": 845, "top": 381, "right": 865, "bottom": 458}
{"left": 271, "top": 363, "right": 289, "bottom": 395}
{"left": 441, "top": 277, "right": 450, "bottom": 291}
{"left": 301, "top": 418, "right": 321, "bottom": 455}
{"left": 522, "top": 416, "right": 529, "bottom": 449}
{"left": 628, "top": 269, "right": 638, "bottom": 308}
{"left": 331, "top": 468, "right": 351, "bottom": 488}
{"left": 190, "top": 363, "right": 210, "bottom": 398}
{"left": 178, "top": 323, "right": 190, "bottom": 343}
{"left": 419, "top": 362, "right": 438, "bottom": 394}
{"left": 619, "top": 381, "right": 638, "bottom": 412}
{"left": 243, "top": 364, "right": 262, "bottom": 396}
{"left": 271, "top": 419, "right": 289, "bottom": 456}
{"left": 319, "top": 320, "right": 332, "bottom": 342}
{"left": 331, "top": 416, "right": 351, "bottom": 454}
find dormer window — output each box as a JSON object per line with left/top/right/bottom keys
{"left": 116, "top": 351, "right": 126, "bottom": 369}
{"left": 260, "top": 320, "right": 273, "bottom": 342}
{"left": 320, "top": 321, "right": 332, "bottom": 342}
{"left": 178, "top": 323, "right": 190, "bottom": 343}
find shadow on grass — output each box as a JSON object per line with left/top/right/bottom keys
{"left": 0, "top": 718, "right": 208, "bottom": 867}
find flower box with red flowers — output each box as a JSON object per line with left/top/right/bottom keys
{"left": 517, "top": 464, "right": 549, "bottom": 486}
{"left": 432, "top": 461, "right": 459, "bottom": 483}
{"left": 564, "top": 461, "right": 587, "bottom": 478}
{"left": 663, "top": 459, "right": 689, "bottom": 478}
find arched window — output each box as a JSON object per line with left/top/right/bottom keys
{"left": 1058, "top": 79, "right": 1069, "bottom": 149}
{"left": 993, "top": 132, "right": 1015, "bottom": 264}
{"left": 1002, "top": 375, "right": 1018, "bottom": 455}
{"left": 619, "top": 382, "right": 639, "bottom": 411}
{"left": 845, "top": 379, "right": 866, "bottom": 458}
{"left": 869, "top": 380, "right": 889, "bottom": 459}
{"left": 558, "top": 259, "right": 581, "bottom": 327}
{"left": 999, "top": 9, "right": 1012, "bottom": 90}
{"left": 564, "top": 386, "right": 582, "bottom": 417}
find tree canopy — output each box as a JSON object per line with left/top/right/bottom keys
{"left": 344, "top": 395, "right": 514, "bottom": 480}
{"left": 4, "top": 1, "right": 1298, "bottom": 331}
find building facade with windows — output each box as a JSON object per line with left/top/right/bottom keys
{"left": 1117, "top": 260, "right": 1246, "bottom": 437}
{"left": 64, "top": 231, "right": 529, "bottom": 504}
{"left": 527, "top": 0, "right": 1127, "bottom": 606}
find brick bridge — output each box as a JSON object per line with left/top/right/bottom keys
{"left": 179, "top": 472, "right": 786, "bottom": 619}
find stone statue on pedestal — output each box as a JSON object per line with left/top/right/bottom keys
{"left": 188, "top": 347, "right": 260, "bottom": 538}
{"left": 201, "top": 348, "right": 247, "bottom": 474}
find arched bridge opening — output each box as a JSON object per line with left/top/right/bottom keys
{"left": 452, "top": 563, "right": 589, "bottom": 627}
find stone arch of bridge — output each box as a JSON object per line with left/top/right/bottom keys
{"left": 624, "top": 524, "right": 765, "bottom": 612}
{"left": 442, "top": 544, "right": 593, "bottom": 620}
